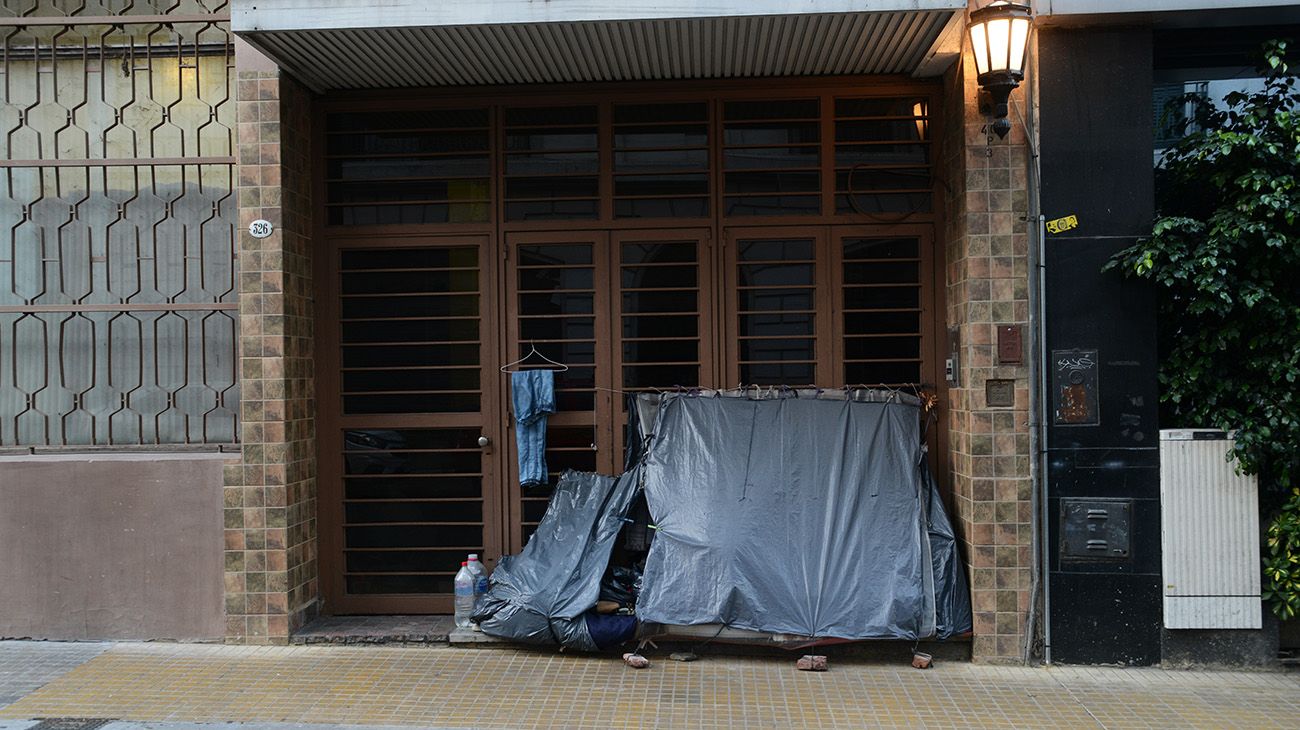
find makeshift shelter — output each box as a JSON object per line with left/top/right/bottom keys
{"left": 474, "top": 468, "right": 641, "bottom": 651}
{"left": 475, "top": 389, "right": 971, "bottom": 649}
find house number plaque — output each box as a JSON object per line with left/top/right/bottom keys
{"left": 248, "top": 219, "right": 274, "bottom": 239}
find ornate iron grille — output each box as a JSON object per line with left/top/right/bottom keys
{"left": 0, "top": 2, "right": 237, "bottom": 447}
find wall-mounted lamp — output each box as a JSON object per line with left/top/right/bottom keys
{"left": 968, "top": 1, "right": 1032, "bottom": 139}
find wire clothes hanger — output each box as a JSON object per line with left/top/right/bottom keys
{"left": 499, "top": 341, "right": 569, "bottom": 373}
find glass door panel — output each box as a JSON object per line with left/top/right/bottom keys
{"left": 723, "top": 227, "right": 833, "bottom": 387}
{"left": 838, "top": 233, "right": 926, "bottom": 387}
{"left": 320, "top": 235, "right": 502, "bottom": 614}
{"left": 831, "top": 224, "right": 944, "bottom": 486}
{"left": 832, "top": 225, "right": 938, "bottom": 390}
{"left": 341, "top": 426, "right": 486, "bottom": 596}
{"left": 611, "top": 229, "right": 714, "bottom": 464}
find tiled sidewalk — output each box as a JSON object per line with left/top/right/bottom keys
{"left": 0, "top": 641, "right": 1296, "bottom": 729}
{"left": 0, "top": 642, "right": 108, "bottom": 707}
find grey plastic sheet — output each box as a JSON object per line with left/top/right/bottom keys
{"left": 637, "top": 394, "right": 971, "bottom": 641}
{"left": 924, "top": 447, "right": 974, "bottom": 639}
{"left": 475, "top": 468, "right": 640, "bottom": 650}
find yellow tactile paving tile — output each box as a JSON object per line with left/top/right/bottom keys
{"left": 1, "top": 643, "right": 1297, "bottom": 729}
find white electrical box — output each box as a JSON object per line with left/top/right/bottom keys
{"left": 1160, "top": 429, "right": 1261, "bottom": 629}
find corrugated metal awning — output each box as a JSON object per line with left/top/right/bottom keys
{"left": 233, "top": 1, "right": 966, "bottom": 91}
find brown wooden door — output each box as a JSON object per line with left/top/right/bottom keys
{"left": 610, "top": 228, "right": 716, "bottom": 462}
{"left": 500, "top": 227, "right": 717, "bottom": 547}
{"left": 318, "top": 234, "right": 504, "bottom": 614}
{"left": 829, "top": 224, "right": 939, "bottom": 390}
{"left": 502, "top": 230, "right": 617, "bottom": 551}
{"left": 829, "top": 224, "right": 947, "bottom": 483}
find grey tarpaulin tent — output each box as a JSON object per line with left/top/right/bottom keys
{"left": 473, "top": 467, "right": 641, "bottom": 650}
{"left": 638, "top": 391, "right": 971, "bottom": 641}
{"left": 475, "top": 389, "right": 971, "bottom": 648}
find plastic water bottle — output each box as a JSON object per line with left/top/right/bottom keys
{"left": 454, "top": 561, "right": 475, "bottom": 628}
{"left": 467, "top": 554, "right": 489, "bottom": 603}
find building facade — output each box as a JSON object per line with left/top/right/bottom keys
{"left": 1, "top": 0, "right": 1294, "bottom": 665}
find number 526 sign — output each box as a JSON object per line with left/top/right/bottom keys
{"left": 248, "top": 219, "right": 274, "bottom": 239}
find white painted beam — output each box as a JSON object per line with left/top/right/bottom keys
{"left": 1043, "top": 0, "right": 1297, "bottom": 15}
{"left": 233, "top": 0, "right": 966, "bottom": 32}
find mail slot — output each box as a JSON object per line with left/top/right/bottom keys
{"left": 1060, "top": 498, "right": 1132, "bottom": 561}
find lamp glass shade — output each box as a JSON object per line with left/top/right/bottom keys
{"left": 1008, "top": 17, "right": 1030, "bottom": 74}
{"left": 968, "top": 2, "right": 1032, "bottom": 79}
{"left": 970, "top": 23, "right": 990, "bottom": 75}
{"left": 987, "top": 18, "right": 1011, "bottom": 71}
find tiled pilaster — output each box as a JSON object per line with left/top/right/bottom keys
{"left": 940, "top": 14, "right": 1035, "bottom": 663}
{"left": 225, "top": 53, "right": 317, "bottom": 643}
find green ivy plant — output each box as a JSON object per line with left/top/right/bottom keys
{"left": 1263, "top": 488, "right": 1300, "bottom": 620}
{"left": 1107, "top": 40, "right": 1300, "bottom": 619}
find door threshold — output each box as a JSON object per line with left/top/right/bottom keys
{"left": 291, "top": 614, "right": 454, "bottom": 645}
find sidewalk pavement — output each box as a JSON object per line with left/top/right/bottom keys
{"left": 0, "top": 640, "right": 1296, "bottom": 729}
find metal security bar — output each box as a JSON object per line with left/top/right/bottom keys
{"left": 0, "top": 5, "right": 236, "bottom": 447}
{"left": 0, "top": 1, "right": 229, "bottom": 20}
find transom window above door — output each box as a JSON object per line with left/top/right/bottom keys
{"left": 323, "top": 90, "right": 936, "bottom": 226}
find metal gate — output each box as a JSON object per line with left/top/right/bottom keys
{"left": 0, "top": 2, "right": 238, "bottom": 448}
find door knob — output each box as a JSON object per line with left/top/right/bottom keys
{"left": 478, "top": 436, "right": 491, "bottom": 447}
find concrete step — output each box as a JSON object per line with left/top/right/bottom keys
{"left": 447, "top": 627, "right": 512, "bottom": 647}
{"left": 290, "top": 615, "right": 453, "bottom": 645}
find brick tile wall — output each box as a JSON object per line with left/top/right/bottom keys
{"left": 941, "top": 31, "right": 1035, "bottom": 663}
{"left": 226, "top": 67, "right": 317, "bottom": 644}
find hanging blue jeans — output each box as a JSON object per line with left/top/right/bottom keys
{"left": 511, "top": 369, "right": 556, "bottom": 489}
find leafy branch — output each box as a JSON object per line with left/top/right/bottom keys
{"left": 1107, "top": 40, "right": 1300, "bottom": 619}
